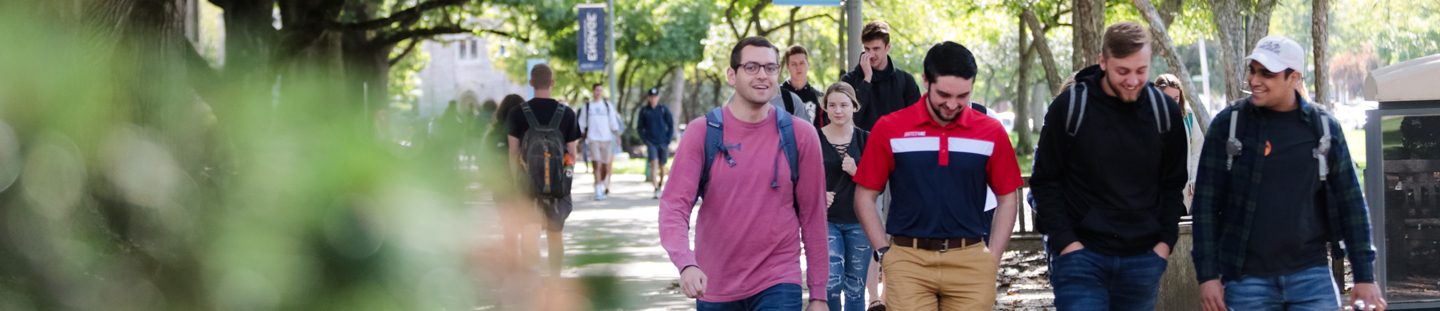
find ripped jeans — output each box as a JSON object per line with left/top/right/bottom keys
{"left": 827, "top": 222, "right": 872, "bottom": 311}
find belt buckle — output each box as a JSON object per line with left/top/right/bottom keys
{"left": 938, "top": 239, "right": 951, "bottom": 253}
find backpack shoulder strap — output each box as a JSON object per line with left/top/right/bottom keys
{"left": 544, "top": 105, "right": 565, "bottom": 130}
{"left": 697, "top": 107, "right": 730, "bottom": 199}
{"left": 1146, "top": 86, "right": 1173, "bottom": 133}
{"left": 775, "top": 107, "right": 801, "bottom": 217}
{"left": 1065, "top": 83, "right": 1089, "bottom": 136}
{"left": 1226, "top": 109, "right": 1243, "bottom": 171}
{"left": 1314, "top": 109, "right": 1333, "bottom": 181}
{"left": 783, "top": 88, "right": 799, "bottom": 114}
{"left": 970, "top": 102, "right": 989, "bottom": 115}
{"left": 776, "top": 108, "right": 800, "bottom": 186}
{"left": 521, "top": 104, "right": 542, "bottom": 129}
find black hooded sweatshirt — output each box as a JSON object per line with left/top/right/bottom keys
{"left": 840, "top": 56, "right": 921, "bottom": 131}
{"left": 1030, "top": 64, "right": 1188, "bottom": 257}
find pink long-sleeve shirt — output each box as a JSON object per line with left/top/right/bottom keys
{"left": 658, "top": 104, "right": 829, "bottom": 302}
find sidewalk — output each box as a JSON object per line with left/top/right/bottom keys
{"left": 470, "top": 168, "right": 1055, "bottom": 310}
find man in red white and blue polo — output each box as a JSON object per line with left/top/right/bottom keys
{"left": 853, "top": 41, "right": 1023, "bottom": 310}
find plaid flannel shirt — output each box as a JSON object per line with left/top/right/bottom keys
{"left": 1190, "top": 93, "right": 1377, "bottom": 284}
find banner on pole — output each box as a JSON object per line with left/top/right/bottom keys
{"left": 576, "top": 4, "right": 607, "bottom": 72}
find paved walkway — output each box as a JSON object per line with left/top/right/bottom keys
{"left": 471, "top": 168, "right": 1055, "bottom": 310}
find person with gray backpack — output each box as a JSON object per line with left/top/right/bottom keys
{"left": 506, "top": 64, "right": 582, "bottom": 276}
{"left": 1030, "top": 22, "right": 1187, "bottom": 310}
{"left": 1191, "top": 35, "right": 1385, "bottom": 311}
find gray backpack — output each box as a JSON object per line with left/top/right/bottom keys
{"left": 1222, "top": 105, "right": 1332, "bottom": 181}
{"left": 520, "top": 104, "right": 572, "bottom": 198}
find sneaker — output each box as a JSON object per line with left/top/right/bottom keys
{"left": 652, "top": 189, "right": 661, "bottom": 199}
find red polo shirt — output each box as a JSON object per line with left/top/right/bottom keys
{"left": 853, "top": 96, "right": 1023, "bottom": 238}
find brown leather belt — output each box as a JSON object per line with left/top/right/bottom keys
{"left": 893, "top": 236, "right": 984, "bottom": 252}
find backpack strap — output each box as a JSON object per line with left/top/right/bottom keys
{"left": 1147, "top": 86, "right": 1172, "bottom": 133}
{"left": 970, "top": 102, "right": 989, "bottom": 115}
{"left": 780, "top": 88, "right": 796, "bottom": 115}
{"left": 544, "top": 105, "right": 564, "bottom": 130}
{"left": 1065, "top": 83, "right": 1089, "bottom": 136}
{"left": 775, "top": 108, "right": 801, "bottom": 217}
{"left": 697, "top": 107, "right": 733, "bottom": 199}
{"left": 1314, "top": 110, "right": 1332, "bottom": 181}
{"left": 1226, "top": 110, "right": 1242, "bottom": 171}
{"left": 521, "top": 104, "right": 542, "bottom": 129}
{"left": 775, "top": 108, "right": 800, "bottom": 189}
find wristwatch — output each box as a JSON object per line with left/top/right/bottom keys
{"left": 873, "top": 246, "right": 890, "bottom": 262}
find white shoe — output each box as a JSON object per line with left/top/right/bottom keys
{"left": 653, "top": 189, "right": 661, "bottom": 199}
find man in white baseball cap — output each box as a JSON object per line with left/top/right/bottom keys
{"left": 1191, "top": 35, "right": 1387, "bottom": 311}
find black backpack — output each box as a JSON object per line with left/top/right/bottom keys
{"left": 1061, "top": 82, "right": 1174, "bottom": 136}
{"left": 520, "top": 104, "right": 572, "bottom": 198}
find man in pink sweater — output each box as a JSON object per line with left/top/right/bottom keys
{"left": 659, "top": 36, "right": 830, "bottom": 310}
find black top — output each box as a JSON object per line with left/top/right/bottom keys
{"left": 1031, "top": 64, "right": 1188, "bottom": 257}
{"left": 820, "top": 127, "right": 868, "bottom": 224}
{"left": 506, "top": 98, "right": 583, "bottom": 143}
{"left": 840, "top": 57, "right": 922, "bottom": 132}
{"left": 782, "top": 80, "right": 825, "bottom": 127}
{"left": 1243, "top": 107, "right": 1329, "bottom": 277}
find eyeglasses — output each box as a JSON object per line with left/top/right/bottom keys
{"left": 736, "top": 62, "right": 780, "bottom": 75}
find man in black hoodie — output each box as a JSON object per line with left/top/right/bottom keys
{"left": 1031, "top": 21, "right": 1187, "bottom": 310}
{"left": 841, "top": 21, "right": 921, "bottom": 132}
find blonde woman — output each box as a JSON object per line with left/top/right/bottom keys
{"left": 819, "top": 82, "right": 874, "bottom": 311}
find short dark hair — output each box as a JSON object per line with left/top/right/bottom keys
{"left": 1102, "top": 22, "right": 1150, "bottom": 58}
{"left": 530, "top": 64, "right": 553, "bottom": 89}
{"left": 783, "top": 45, "right": 809, "bottom": 64}
{"left": 591, "top": 83, "right": 603, "bottom": 90}
{"left": 922, "top": 41, "right": 978, "bottom": 83}
{"left": 729, "top": 36, "right": 778, "bottom": 69}
{"left": 861, "top": 21, "right": 891, "bottom": 45}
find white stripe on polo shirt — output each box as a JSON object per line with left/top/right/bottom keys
{"left": 947, "top": 137, "right": 994, "bottom": 156}
{"left": 890, "top": 136, "right": 994, "bottom": 157}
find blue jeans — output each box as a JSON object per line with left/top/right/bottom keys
{"left": 1223, "top": 265, "right": 1340, "bottom": 311}
{"left": 826, "top": 223, "right": 872, "bottom": 311}
{"left": 1049, "top": 248, "right": 1168, "bottom": 311}
{"left": 697, "top": 283, "right": 802, "bottom": 311}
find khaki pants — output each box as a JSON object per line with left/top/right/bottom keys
{"left": 882, "top": 241, "right": 998, "bottom": 311}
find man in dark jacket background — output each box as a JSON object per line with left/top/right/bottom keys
{"left": 841, "top": 21, "right": 921, "bottom": 132}
{"left": 636, "top": 88, "right": 675, "bottom": 199}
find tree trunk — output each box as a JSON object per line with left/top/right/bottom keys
{"left": 1245, "top": 0, "right": 1279, "bottom": 54}
{"left": 1021, "top": 8, "right": 1063, "bottom": 96}
{"left": 1072, "top": 0, "right": 1105, "bottom": 71}
{"left": 670, "top": 66, "right": 685, "bottom": 130}
{"left": 1210, "top": 0, "right": 1247, "bottom": 102}
{"left": 1016, "top": 16, "right": 1034, "bottom": 155}
{"left": 1135, "top": 0, "right": 1212, "bottom": 132}
{"left": 1312, "top": 0, "right": 1331, "bottom": 109}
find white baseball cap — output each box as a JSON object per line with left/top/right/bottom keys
{"left": 1245, "top": 36, "right": 1306, "bottom": 74}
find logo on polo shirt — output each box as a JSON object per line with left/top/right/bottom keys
{"left": 903, "top": 131, "right": 927, "bottom": 137}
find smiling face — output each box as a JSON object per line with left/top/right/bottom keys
{"left": 1247, "top": 60, "right": 1300, "bottom": 110}
{"left": 925, "top": 75, "right": 973, "bottom": 124}
{"left": 1099, "top": 45, "right": 1152, "bottom": 103}
{"left": 726, "top": 45, "right": 780, "bottom": 106}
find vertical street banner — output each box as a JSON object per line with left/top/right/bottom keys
{"left": 576, "top": 4, "right": 606, "bottom": 73}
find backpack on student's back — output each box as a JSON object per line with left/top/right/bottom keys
{"left": 1061, "top": 82, "right": 1175, "bottom": 136}
{"left": 520, "top": 104, "right": 572, "bottom": 198}
{"left": 696, "top": 106, "right": 802, "bottom": 216}
{"left": 1221, "top": 101, "right": 1333, "bottom": 181}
